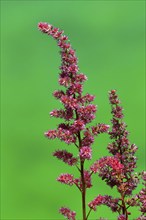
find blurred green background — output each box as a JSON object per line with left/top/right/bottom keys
{"left": 1, "top": 1, "right": 145, "bottom": 219}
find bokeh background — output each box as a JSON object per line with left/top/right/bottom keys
{"left": 1, "top": 1, "right": 145, "bottom": 219}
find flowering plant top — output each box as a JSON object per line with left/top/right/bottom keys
{"left": 38, "top": 22, "right": 146, "bottom": 220}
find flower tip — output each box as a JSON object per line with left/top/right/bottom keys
{"left": 109, "top": 89, "right": 117, "bottom": 94}
{"left": 38, "top": 22, "right": 52, "bottom": 33}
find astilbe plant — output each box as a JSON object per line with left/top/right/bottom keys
{"left": 90, "top": 90, "right": 146, "bottom": 219}
{"left": 38, "top": 22, "right": 146, "bottom": 220}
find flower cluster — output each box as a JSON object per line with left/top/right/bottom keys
{"left": 90, "top": 156, "right": 124, "bottom": 187}
{"left": 88, "top": 195, "right": 119, "bottom": 212}
{"left": 57, "top": 173, "right": 74, "bottom": 186}
{"left": 79, "top": 146, "right": 92, "bottom": 160}
{"left": 53, "top": 150, "right": 78, "bottom": 166}
{"left": 59, "top": 207, "right": 76, "bottom": 220}
{"left": 89, "top": 90, "right": 145, "bottom": 218}
{"left": 38, "top": 22, "right": 109, "bottom": 151}
{"left": 91, "top": 123, "right": 110, "bottom": 135}
{"left": 45, "top": 128, "right": 76, "bottom": 144}
{"left": 38, "top": 22, "right": 110, "bottom": 220}
{"left": 57, "top": 170, "right": 92, "bottom": 190}
{"left": 39, "top": 22, "right": 145, "bottom": 220}
{"left": 107, "top": 90, "right": 139, "bottom": 195}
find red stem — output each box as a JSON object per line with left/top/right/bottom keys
{"left": 121, "top": 193, "right": 128, "bottom": 219}
{"left": 80, "top": 160, "right": 86, "bottom": 220}
{"left": 77, "top": 129, "right": 86, "bottom": 220}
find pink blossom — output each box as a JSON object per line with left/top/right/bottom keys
{"left": 68, "top": 63, "right": 79, "bottom": 74}
{"left": 82, "top": 129, "right": 94, "bottom": 146}
{"left": 59, "top": 207, "right": 76, "bottom": 220}
{"left": 67, "top": 83, "right": 82, "bottom": 95}
{"left": 71, "top": 119, "right": 85, "bottom": 133}
{"left": 38, "top": 22, "right": 52, "bottom": 33}
{"left": 53, "top": 90, "right": 65, "bottom": 99}
{"left": 88, "top": 195, "right": 119, "bottom": 212}
{"left": 44, "top": 130, "right": 57, "bottom": 139}
{"left": 53, "top": 150, "right": 78, "bottom": 166}
{"left": 88, "top": 195, "right": 104, "bottom": 211}
{"left": 90, "top": 156, "right": 124, "bottom": 174}
{"left": 39, "top": 22, "right": 146, "bottom": 219}
{"left": 60, "top": 95, "right": 78, "bottom": 109}
{"left": 120, "top": 136, "right": 130, "bottom": 147}
{"left": 91, "top": 124, "right": 110, "bottom": 135}
{"left": 59, "top": 76, "right": 71, "bottom": 87}
{"left": 50, "top": 109, "right": 73, "bottom": 121}
{"left": 50, "top": 109, "right": 65, "bottom": 118}
{"left": 57, "top": 127, "right": 76, "bottom": 144}
{"left": 75, "top": 73, "right": 87, "bottom": 83}
{"left": 112, "top": 105, "right": 123, "bottom": 119}
{"left": 57, "top": 173, "right": 74, "bottom": 186}
{"left": 109, "top": 90, "right": 120, "bottom": 105}
{"left": 77, "top": 104, "right": 97, "bottom": 123}
{"left": 78, "top": 104, "right": 97, "bottom": 115}
{"left": 79, "top": 146, "right": 92, "bottom": 160}
{"left": 58, "top": 40, "right": 71, "bottom": 49}
{"left": 81, "top": 93, "right": 95, "bottom": 103}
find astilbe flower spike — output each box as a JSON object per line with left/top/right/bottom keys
{"left": 89, "top": 90, "right": 146, "bottom": 219}
{"left": 39, "top": 22, "right": 145, "bottom": 220}
{"left": 38, "top": 22, "right": 109, "bottom": 220}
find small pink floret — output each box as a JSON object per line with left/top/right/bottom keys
{"left": 38, "top": 22, "right": 52, "bottom": 33}
{"left": 59, "top": 207, "right": 76, "bottom": 220}
{"left": 57, "top": 173, "right": 74, "bottom": 186}
{"left": 80, "top": 146, "right": 92, "bottom": 160}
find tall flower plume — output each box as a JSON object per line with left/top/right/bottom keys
{"left": 89, "top": 90, "right": 146, "bottom": 219}
{"left": 38, "top": 22, "right": 109, "bottom": 220}
{"left": 39, "top": 22, "right": 145, "bottom": 220}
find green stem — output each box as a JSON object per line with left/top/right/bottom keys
{"left": 86, "top": 208, "right": 92, "bottom": 220}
